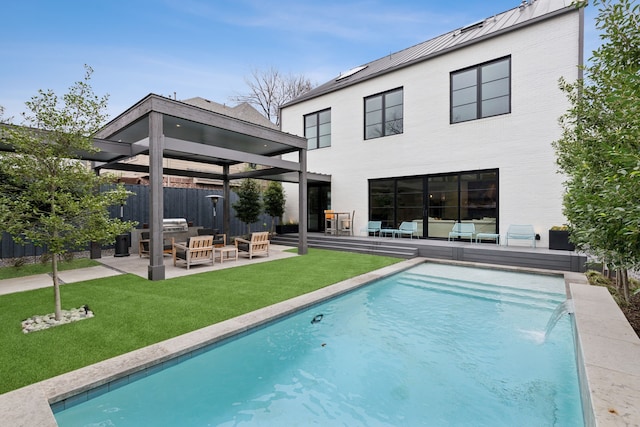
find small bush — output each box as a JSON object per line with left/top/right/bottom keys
{"left": 585, "top": 270, "right": 612, "bottom": 287}
{"left": 39, "top": 253, "right": 52, "bottom": 264}
{"left": 10, "top": 257, "right": 27, "bottom": 268}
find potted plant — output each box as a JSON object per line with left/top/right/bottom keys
{"left": 549, "top": 225, "right": 575, "bottom": 251}
{"left": 276, "top": 220, "right": 299, "bottom": 234}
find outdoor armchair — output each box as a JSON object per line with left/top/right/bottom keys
{"left": 505, "top": 224, "right": 536, "bottom": 247}
{"left": 172, "top": 235, "right": 214, "bottom": 269}
{"left": 448, "top": 222, "right": 476, "bottom": 242}
{"left": 197, "top": 228, "right": 226, "bottom": 247}
{"left": 362, "top": 221, "right": 382, "bottom": 237}
{"left": 395, "top": 221, "right": 418, "bottom": 239}
{"left": 235, "top": 231, "right": 270, "bottom": 259}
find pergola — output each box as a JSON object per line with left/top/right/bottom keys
{"left": 85, "top": 94, "right": 329, "bottom": 280}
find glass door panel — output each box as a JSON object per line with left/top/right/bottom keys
{"left": 427, "top": 175, "right": 459, "bottom": 238}
{"left": 461, "top": 171, "right": 497, "bottom": 234}
{"left": 370, "top": 179, "right": 395, "bottom": 228}
{"left": 396, "top": 177, "right": 423, "bottom": 234}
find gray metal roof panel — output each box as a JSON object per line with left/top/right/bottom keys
{"left": 283, "top": 0, "right": 574, "bottom": 107}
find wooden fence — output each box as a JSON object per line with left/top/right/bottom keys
{"left": 0, "top": 184, "right": 276, "bottom": 259}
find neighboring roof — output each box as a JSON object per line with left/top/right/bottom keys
{"left": 283, "top": 0, "right": 576, "bottom": 107}
{"left": 181, "top": 97, "right": 278, "bottom": 130}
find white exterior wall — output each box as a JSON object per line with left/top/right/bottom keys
{"left": 282, "top": 10, "right": 581, "bottom": 247}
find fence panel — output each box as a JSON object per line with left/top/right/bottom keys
{"left": 1, "top": 184, "right": 275, "bottom": 259}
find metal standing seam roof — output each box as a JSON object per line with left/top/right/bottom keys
{"left": 283, "top": 0, "right": 575, "bottom": 107}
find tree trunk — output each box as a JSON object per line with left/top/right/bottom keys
{"left": 622, "top": 269, "right": 630, "bottom": 303}
{"left": 52, "top": 255, "right": 62, "bottom": 321}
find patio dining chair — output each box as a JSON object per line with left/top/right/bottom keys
{"left": 324, "top": 210, "right": 336, "bottom": 235}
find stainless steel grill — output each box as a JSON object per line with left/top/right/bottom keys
{"left": 162, "top": 218, "right": 188, "bottom": 233}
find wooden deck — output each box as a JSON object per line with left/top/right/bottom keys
{"left": 271, "top": 233, "right": 587, "bottom": 272}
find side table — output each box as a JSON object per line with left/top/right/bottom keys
{"left": 215, "top": 246, "right": 238, "bottom": 264}
{"left": 475, "top": 233, "right": 500, "bottom": 245}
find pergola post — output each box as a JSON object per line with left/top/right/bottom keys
{"left": 298, "top": 148, "right": 308, "bottom": 255}
{"left": 148, "top": 111, "right": 165, "bottom": 280}
{"left": 223, "top": 164, "right": 230, "bottom": 237}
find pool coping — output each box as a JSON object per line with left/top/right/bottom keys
{"left": 1, "top": 257, "right": 639, "bottom": 426}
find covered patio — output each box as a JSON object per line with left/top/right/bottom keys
{"left": 87, "top": 94, "right": 330, "bottom": 280}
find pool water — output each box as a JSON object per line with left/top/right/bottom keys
{"left": 54, "top": 263, "right": 584, "bottom": 426}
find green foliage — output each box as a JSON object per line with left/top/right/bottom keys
{"left": 263, "top": 181, "right": 286, "bottom": 233}
{"left": 0, "top": 65, "right": 136, "bottom": 318}
{"left": 232, "top": 178, "right": 262, "bottom": 234}
{"left": 553, "top": 0, "right": 640, "bottom": 276}
{"left": 0, "top": 249, "right": 401, "bottom": 394}
{"left": 585, "top": 270, "right": 613, "bottom": 287}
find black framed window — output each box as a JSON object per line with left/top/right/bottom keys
{"left": 451, "top": 57, "right": 511, "bottom": 123}
{"left": 364, "top": 88, "right": 403, "bottom": 140}
{"left": 305, "top": 109, "right": 331, "bottom": 150}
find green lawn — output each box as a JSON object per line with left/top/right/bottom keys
{"left": 0, "top": 249, "right": 401, "bottom": 395}
{"left": 0, "top": 258, "right": 101, "bottom": 280}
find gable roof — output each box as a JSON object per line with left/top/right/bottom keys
{"left": 181, "top": 97, "right": 278, "bottom": 130}
{"left": 283, "top": 0, "right": 576, "bottom": 107}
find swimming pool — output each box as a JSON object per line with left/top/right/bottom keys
{"left": 54, "top": 263, "right": 584, "bottom": 426}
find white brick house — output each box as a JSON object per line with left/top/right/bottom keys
{"left": 280, "top": 0, "right": 583, "bottom": 247}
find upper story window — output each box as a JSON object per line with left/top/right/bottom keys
{"left": 305, "top": 109, "right": 331, "bottom": 150}
{"left": 365, "top": 88, "right": 403, "bottom": 140}
{"left": 451, "top": 57, "right": 511, "bottom": 124}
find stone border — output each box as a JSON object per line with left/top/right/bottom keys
{"left": 1, "top": 258, "right": 639, "bottom": 426}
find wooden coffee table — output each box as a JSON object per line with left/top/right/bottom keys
{"left": 214, "top": 246, "right": 238, "bottom": 264}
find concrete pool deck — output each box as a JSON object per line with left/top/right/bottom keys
{"left": 1, "top": 258, "right": 638, "bottom": 426}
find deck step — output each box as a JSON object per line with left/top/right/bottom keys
{"left": 271, "top": 234, "right": 418, "bottom": 259}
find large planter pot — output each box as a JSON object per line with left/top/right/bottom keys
{"left": 549, "top": 230, "right": 575, "bottom": 251}
{"left": 276, "top": 224, "right": 299, "bottom": 234}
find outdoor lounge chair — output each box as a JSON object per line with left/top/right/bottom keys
{"left": 395, "top": 221, "right": 418, "bottom": 239}
{"left": 448, "top": 222, "right": 475, "bottom": 242}
{"left": 361, "top": 221, "right": 382, "bottom": 237}
{"left": 197, "top": 228, "right": 226, "bottom": 247}
{"left": 172, "top": 235, "right": 214, "bottom": 269}
{"left": 235, "top": 231, "right": 270, "bottom": 259}
{"left": 506, "top": 224, "right": 536, "bottom": 247}
{"left": 138, "top": 231, "right": 173, "bottom": 257}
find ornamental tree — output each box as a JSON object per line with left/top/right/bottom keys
{"left": 554, "top": 0, "right": 640, "bottom": 301}
{"left": 263, "top": 181, "right": 286, "bottom": 233}
{"left": 0, "top": 66, "right": 136, "bottom": 320}
{"left": 232, "top": 178, "right": 262, "bottom": 235}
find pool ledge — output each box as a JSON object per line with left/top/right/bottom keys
{"left": 569, "top": 279, "right": 640, "bottom": 427}
{"left": 1, "top": 257, "right": 639, "bottom": 426}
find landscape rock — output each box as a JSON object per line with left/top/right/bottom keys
{"left": 21, "top": 305, "right": 94, "bottom": 334}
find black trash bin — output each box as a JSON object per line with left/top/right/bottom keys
{"left": 114, "top": 233, "right": 130, "bottom": 257}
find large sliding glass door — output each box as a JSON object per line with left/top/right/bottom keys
{"left": 369, "top": 169, "right": 498, "bottom": 239}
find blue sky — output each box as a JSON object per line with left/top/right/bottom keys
{"left": 0, "top": 0, "right": 599, "bottom": 122}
